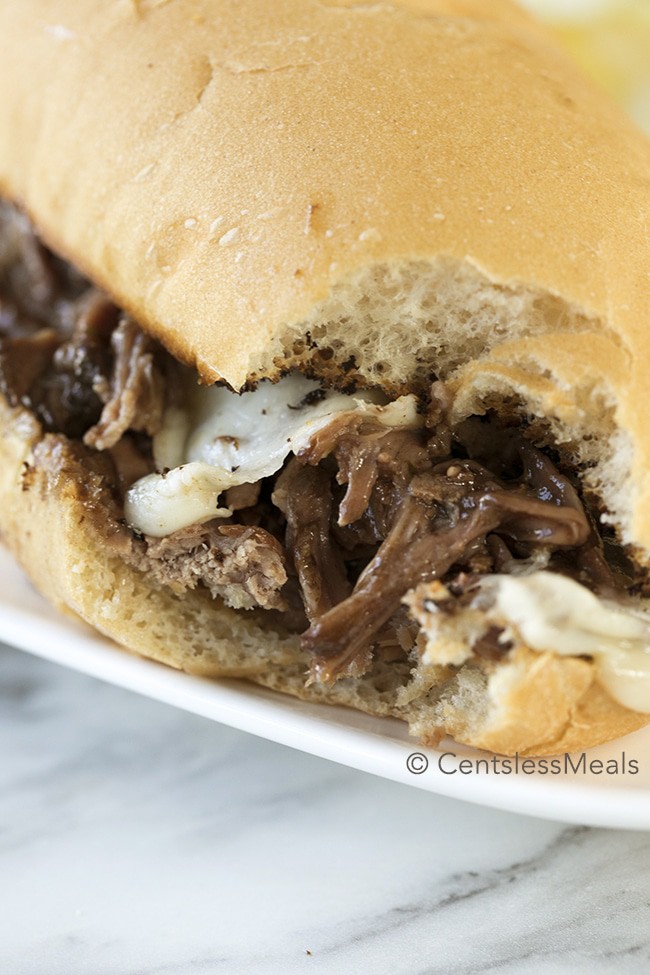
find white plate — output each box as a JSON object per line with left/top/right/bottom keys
{"left": 1, "top": 546, "right": 649, "bottom": 830}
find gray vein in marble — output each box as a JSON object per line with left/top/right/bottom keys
{"left": 296, "top": 826, "right": 650, "bottom": 975}
{"left": 1, "top": 645, "right": 649, "bottom": 975}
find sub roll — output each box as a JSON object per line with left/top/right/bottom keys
{"left": 1, "top": 0, "right": 650, "bottom": 755}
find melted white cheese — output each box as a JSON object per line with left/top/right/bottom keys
{"left": 124, "top": 373, "right": 421, "bottom": 537}
{"left": 125, "top": 463, "right": 235, "bottom": 536}
{"left": 483, "top": 572, "right": 650, "bottom": 713}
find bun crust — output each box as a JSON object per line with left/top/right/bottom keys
{"left": 2, "top": 395, "right": 646, "bottom": 756}
{"left": 1, "top": 0, "right": 649, "bottom": 549}
{"left": 1, "top": 0, "right": 647, "bottom": 384}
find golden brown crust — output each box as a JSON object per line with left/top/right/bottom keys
{"left": 446, "top": 649, "right": 649, "bottom": 758}
{"left": 1, "top": 0, "right": 649, "bottom": 548}
{"left": 1, "top": 0, "right": 645, "bottom": 382}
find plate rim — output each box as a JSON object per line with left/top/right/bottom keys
{"left": 1, "top": 557, "right": 649, "bottom": 831}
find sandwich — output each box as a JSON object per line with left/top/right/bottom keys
{"left": 1, "top": 0, "right": 649, "bottom": 757}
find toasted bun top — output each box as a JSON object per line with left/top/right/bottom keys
{"left": 1, "top": 0, "right": 650, "bottom": 549}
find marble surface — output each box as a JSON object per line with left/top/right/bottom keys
{"left": 1, "top": 643, "right": 649, "bottom": 975}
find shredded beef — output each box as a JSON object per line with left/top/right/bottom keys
{"left": 129, "top": 521, "right": 289, "bottom": 612}
{"left": 301, "top": 413, "right": 430, "bottom": 528}
{"left": 300, "top": 457, "right": 587, "bottom": 681}
{"left": 0, "top": 202, "right": 86, "bottom": 332}
{"left": 25, "top": 292, "right": 117, "bottom": 438}
{"left": 1, "top": 200, "right": 635, "bottom": 683}
{"left": 0, "top": 204, "right": 170, "bottom": 447}
{"left": 3, "top": 295, "right": 167, "bottom": 447}
{"left": 292, "top": 415, "right": 599, "bottom": 681}
{"left": 225, "top": 481, "right": 261, "bottom": 511}
{"left": 84, "top": 316, "right": 166, "bottom": 450}
{"left": 273, "top": 458, "right": 351, "bottom": 621}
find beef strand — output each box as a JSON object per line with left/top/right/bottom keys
{"left": 84, "top": 316, "right": 166, "bottom": 451}
{"left": 25, "top": 292, "right": 117, "bottom": 438}
{"left": 302, "top": 414, "right": 429, "bottom": 526}
{"left": 273, "top": 458, "right": 351, "bottom": 620}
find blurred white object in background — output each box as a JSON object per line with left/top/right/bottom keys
{"left": 523, "top": 0, "right": 613, "bottom": 17}
{"left": 522, "top": 0, "right": 650, "bottom": 132}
